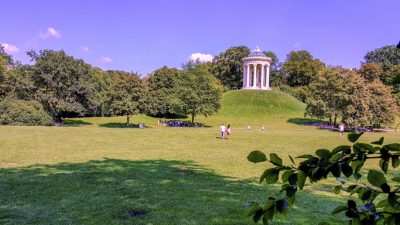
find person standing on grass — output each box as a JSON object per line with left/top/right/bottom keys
{"left": 247, "top": 124, "right": 251, "bottom": 131}
{"left": 339, "top": 123, "right": 345, "bottom": 137}
{"left": 226, "top": 124, "right": 231, "bottom": 140}
{"left": 220, "top": 123, "right": 226, "bottom": 139}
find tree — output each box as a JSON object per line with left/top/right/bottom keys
{"left": 144, "top": 66, "right": 180, "bottom": 117}
{"left": 367, "top": 80, "right": 397, "bottom": 126}
{"left": 212, "top": 46, "right": 250, "bottom": 90}
{"left": 0, "top": 98, "right": 52, "bottom": 125}
{"left": 282, "top": 50, "right": 325, "bottom": 87}
{"left": 359, "top": 63, "right": 383, "bottom": 82}
{"left": 305, "top": 67, "right": 347, "bottom": 125}
{"left": 104, "top": 71, "right": 145, "bottom": 124}
{"left": 263, "top": 50, "right": 287, "bottom": 87}
{"left": 177, "top": 61, "right": 223, "bottom": 123}
{"left": 364, "top": 45, "right": 400, "bottom": 72}
{"left": 247, "top": 133, "right": 400, "bottom": 225}
{"left": 84, "top": 67, "right": 113, "bottom": 117}
{"left": 28, "top": 50, "right": 96, "bottom": 122}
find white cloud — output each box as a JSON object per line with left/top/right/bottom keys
{"left": 81, "top": 46, "right": 90, "bottom": 52}
{"left": 38, "top": 27, "right": 61, "bottom": 39}
{"left": 99, "top": 57, "right": 112, "bottom": 64}
{"left": 1, "top": 43, "right": 20, "bottom": 54}
{"left": 189, "top": 53, "right": 213, "bottom": 63}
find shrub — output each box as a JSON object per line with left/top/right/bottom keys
{"left": 0, "top": 99, "right": 52, "bottom": 125}
{"left": 247, "top": 133, "right": 400, "bottom": 225}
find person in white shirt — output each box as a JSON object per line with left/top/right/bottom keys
{"left": 339, "top": 123, "right": 345, "bottom": 137}
{"left": 220, "top": 123, "right": 226, "bottom": 139}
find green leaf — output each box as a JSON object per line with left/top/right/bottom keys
{"left": 342, "top": 163, "right": 353, "bottom": 178}
{"left": 288, "top": 173, "right": 298, "bottom": 185}
{"left": 331, "top": 145, "right": 351, "bottom": 155}
{"left": 367, "top": 170, "right": 387, "bottom": 188}
{"left": 276, "top": 199, "right": 288, "bottom": 213}
{"left": 333, "top": 185, "right": 341, "bottom": 194}
{"left": 392, "top": 156, "right": 400, "bottom": 168}
{"left": 269, "top": 153, "right": 283, "bottom": 166}
{"left": 288, "top": 155, "right": 295, "bottom": 165}
{"left": 330, "top": 163, "right": 342, "bottom": 177}
{"left": 296, "top": 154, "right": 314, "bottom": 159}
{"left": 383, "top": 143, "right": 400, "bottom": 151}
{"left": 282, "top": 170, "right": 293, "bottom": 183}
{"left": 371, "top": 137, "right": 384, "bottom": 145}
{"left": 392, "top": 177, "right": 400, "bottom": 182}
{"left": 331, "top": 205, "right": 348, "bottom": 215}
{"left": 347, "top": 200, "right": 357, "bottom": 209}
{"left": 316, "top": 149, "right": 331, "bottom": 158}
{"left": 347, "top": 132, "right": 364, "bottom": 143}
{"left": 263, "top": 202, "right": 275, "bottom": 220}
{"left": 247, "top": 203, "right": 261, "bottom": 217}
{"left": 247, "top": 151, "right": 267, "bottom": 163}
{"left": 297, "top": 171, "right": 306, "bottom": 190}
{"left": 376, "top": 199, "right": 389, "bottom": 208}
{"left": 354, "top": 143, "right": 375, "bottom": 153}
{"left": 379, "top": 159, "right": 389, "bottom": 174}
{"left": 260, "top": 168, "right": 280, "bottom": 184}
{"left": 253, "top": 208, "right": 263, "bottom": 223}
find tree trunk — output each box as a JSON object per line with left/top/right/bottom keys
{"left": 329, "top": 117, "right": 332, "bottom": 125}
{"left": 333, "top": 115, "right": 337, "bottom": 127}
{"left": 191, "top": 113, "right": 195, "bottom": 124}
{"left": 126, "top": 115, "right": 131, "bottom": 124}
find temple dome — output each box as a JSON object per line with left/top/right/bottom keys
{"left": 243, "top": 46, "right": 272, "bottom": 62}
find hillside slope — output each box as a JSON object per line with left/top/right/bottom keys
{"left": 216, "top": 90, "right": 305, "bottom": 119}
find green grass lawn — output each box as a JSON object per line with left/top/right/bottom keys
{"left": 0, "top": 90, "right": 399, "bottom": 224}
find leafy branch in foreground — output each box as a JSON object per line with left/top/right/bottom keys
{"left": 247, "top": 133, "right": 400, "bottom": 225}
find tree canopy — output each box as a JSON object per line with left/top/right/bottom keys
{"left": 28, "top": 50, "right": 96, "bottom": 122}
{"left": 212, "top": 46, "right": 250, "bottom": 90}
{"left": 177, "top": 61, "right": 223, "bottom": 123}
{"left": 282, "top": 50, "right": 325, "bottom": 87}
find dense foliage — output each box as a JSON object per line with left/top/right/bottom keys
{"left": 177, "top": 61, "right": 223, "bottom": 123}
{"left": 305, "top": 68, "right": 397, "bottom": 127}
{"left": 0, "top": 43, "right": 398, "bottom": 126}
{"left": 247, "top": 133, "right": 400, "bottom": 225}
{"left": 0, "top": 98, "right": 52, "bottom": 125}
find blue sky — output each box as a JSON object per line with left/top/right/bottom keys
{"left": 1, "top": 0, "right": 399, "bottom": 75}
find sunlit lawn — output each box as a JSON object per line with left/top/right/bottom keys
{"left": 0, "top": 115, "right": 399, "bottom": 224}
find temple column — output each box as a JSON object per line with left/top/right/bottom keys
{"left": 252, "top": 64, "right": 257, "bottom": 88}
{"left": 261, "top": 64, "right": 265, "bottom": 89}
{"left": 246, "top": 64, "right": 250, "bottom": 88}
{"left": 243, "top": 65, "right": 246, "bottom": 88}
{"left": 266, "top": 65, "right": 270, "bottom": 89}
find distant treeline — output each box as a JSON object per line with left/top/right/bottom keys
{"left": 0, "top": 43, "right": 399, "bottom": 127}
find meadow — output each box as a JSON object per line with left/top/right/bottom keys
{"left": 0, "top": 90, "right": 399, "bottom": 225}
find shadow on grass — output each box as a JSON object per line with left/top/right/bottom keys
{"left": 99, "top": 123, "right": 150, "bottom": 128}
{"left": 287, "top": 117, "right": 326, "bottom": 125}
{"left": 0, "top": 159, "right": 346, "bottom": 225}
{"left": 63, "top": 119, "right": 93, "bottom": 127}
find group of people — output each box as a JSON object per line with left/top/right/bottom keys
{"left": 157, "top": 119, "right": 204, "bottom": 128}
{"left": 220, "top": 123, "right": 231, "bottom": 140}
{"left": 219, "top": 124, "right": 267, "bottom": 140}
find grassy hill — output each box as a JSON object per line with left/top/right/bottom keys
{"left": 196, "top": 90, "right": 306, "bottom": 127}
{"left": 217, "top": 90, "right": 305, "bottom": 118}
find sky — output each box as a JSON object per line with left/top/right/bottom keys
{"left": 1, "top": 0, "right": 399, "bottom": 76}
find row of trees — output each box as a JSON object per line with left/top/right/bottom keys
{"left": 1, "top": 43, "right": 398, "bottom": 126}
{"left": 0, "top": 47, "right": 222, "bottom": 125}
{"left": 210, "top": 44, "right": 399, "bottom": 127}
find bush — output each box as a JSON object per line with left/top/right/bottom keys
{"left": 0, "top": 99, "right": 52, "bottom": 125}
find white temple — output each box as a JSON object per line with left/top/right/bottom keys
{"left": 242, "top": 47, "right": 272, "bottom": 90}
